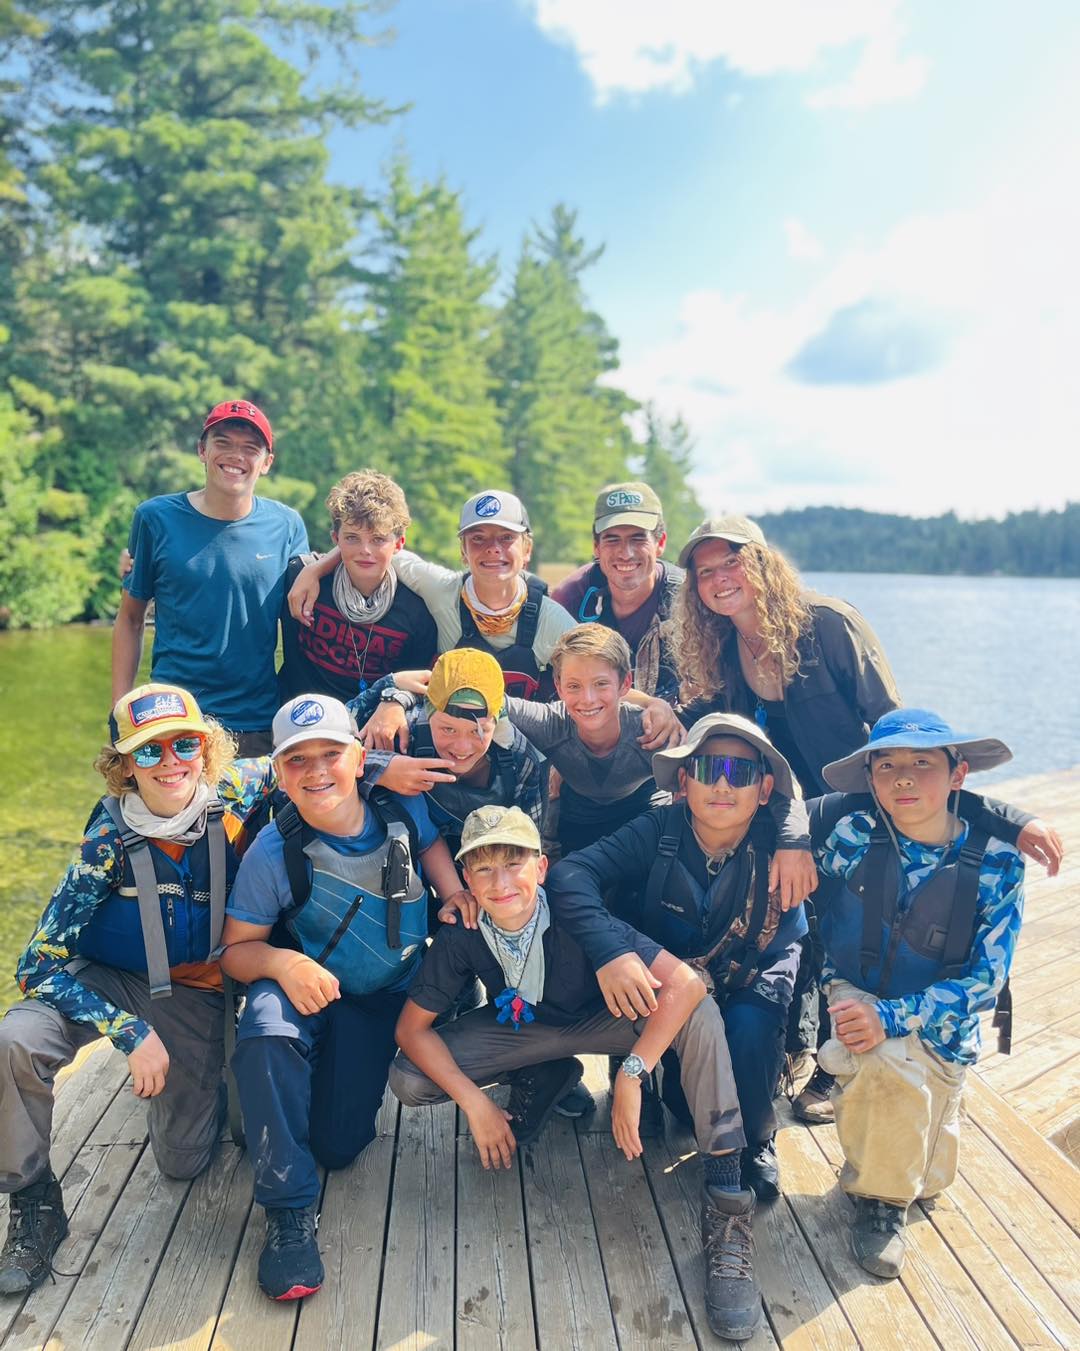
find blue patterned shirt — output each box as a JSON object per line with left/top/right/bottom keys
{"left": 816, "top": 809, "right": 1025, "bottom": 1064}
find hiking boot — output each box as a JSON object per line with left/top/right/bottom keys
{"left": 741, "top": 1139, "right": 781, "bottom": 1202}
{"left": 792, "top": 1065, "right": 836, "bottom": 1124}
{"left": 0, "top": 1172, "right": 68, "bottom": 1297}
{"left": 553, "top": 1078, "right": 595, "bottom": 1119}
{"left": 508, "top": 1059, "right": 583, "bottom": 1147}
{"left": 257, "top": 1205, "right": 323, "bottom": 1301}
{"left": 851, "top": 1196, "right": 907, "bottom": 1278}
{"left": 701, "top": 1186, "right": 762, "bottom": 1341}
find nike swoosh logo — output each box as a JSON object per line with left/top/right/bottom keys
{"left": 256, "top": 553, "right": 272, "bottom": 560}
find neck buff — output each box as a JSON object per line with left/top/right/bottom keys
{"left": 478, "top": 887, "right": 549, "bottom": 1007}
{"left": 462, "top": 574, "right": 527, "bottom": 637}
{"left": 119, "top": 779, "right": 212, "bottom": 845}
{"left": 333, "top": 560, "right": 398, "bottom": 627}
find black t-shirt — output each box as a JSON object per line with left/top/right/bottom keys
{"left": 408, "top": 914, "right": 661, "bottom": 1027}
{"left": 278, "top": 558, "right": 438, "bottom": 703}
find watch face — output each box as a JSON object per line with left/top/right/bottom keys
{"left": 621, "top": 1053, "right": 646, "bottom": 1080}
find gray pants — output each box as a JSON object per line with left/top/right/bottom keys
{"left": 0, "top": 963, "right": 225, "bottom": 1192}
{"left": 390, "top": 996, "right": 746, "bottom": 1154}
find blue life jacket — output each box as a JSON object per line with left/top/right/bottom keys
{"left": 821, "top": 822, "right": 990, "bottom": 999}
{"left": 273, "top": 788, "right": 428, "bottom": 997}
{"left": 76, "top": 797, "right": 234, "bottom": 996}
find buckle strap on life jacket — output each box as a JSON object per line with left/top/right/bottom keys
{"left": 993, "top": 976, "right": 1012, "bottom": 1054}
{"left": 642, "top": 805, "right": 685, "bottom": 933}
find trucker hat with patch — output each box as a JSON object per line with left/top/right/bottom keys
{"left": 593, "top": 482, "right": 663, "bottom": 533}
{"left": 110, "top": 683, "right": 212, "bottom": 753}
{"left": 272, "top": 694, "right": 359, "bottom": 759}
{"left": 201, "top": 399, "right": 273, "bottom": 451}
{"left": 458, "top": 490, "right": 530, "bottom": 534}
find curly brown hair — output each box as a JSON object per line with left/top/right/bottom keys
{"left": 93, "top": 721, "right": 238, "bottom": 801}
{"left": 326, "top": 470, "right": 410, "bottom": 537}
{"left": 673, "top": 541, "right": 813, "bottom": 703}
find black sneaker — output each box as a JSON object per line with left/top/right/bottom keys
{"left": 741, "top": 1139, "right": 781, "bottom": 1202}
{"left": 257, "top": 1205, "right": 323, "bottom": 1301}
{"left": 0, "top": 1172, "right": 68, "bottom": 1297}
{"left": 507, "top": 1059, "right": 583, "bottom": 1147}
{"left": 553, "top": 1078, "right": 595, "bottom": 1119}
{"left": 851, "top": 1196, "right": 907, "bottom": 1278}
{"left": 701, "top": 1186, "right": 762, "bottom": 1341}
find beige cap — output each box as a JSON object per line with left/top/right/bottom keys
{"left": 651, "top": 711, "right": 795, "bottom": 799}
{"left": 456, "top": 805, "right": 542, "bottom": 861}
{"left": 678, "top": 516, "right": 766, "bottom": 568}
{"left": 593, "top": 482, "right": 663, "bottom": 533}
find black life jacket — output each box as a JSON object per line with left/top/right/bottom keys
{"left": 637, "top": 805, "right": 780, "bottom": 995}
{"left": 458, "top": 574, "right": 547, "bottom": 700}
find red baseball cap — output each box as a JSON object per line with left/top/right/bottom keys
{"left": 201, "top": 399, "right": 273, "bottom": 451}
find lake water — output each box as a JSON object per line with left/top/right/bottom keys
{"left": 1, "top": 573, "right": 1077, "bottom": 1007}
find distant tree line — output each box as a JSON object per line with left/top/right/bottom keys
{"left": 760, "top": 505, "right": 1080, "bottom": 578}
{"left": 0, "top": 0, "right": 702, "bottom": 628}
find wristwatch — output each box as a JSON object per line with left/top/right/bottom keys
{"left": 379, "top": 686, "right": 411, "bottom": 708}
{"left": 620, "top": 1053, "right": 647, "bottom": 1082}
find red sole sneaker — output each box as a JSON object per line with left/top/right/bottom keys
{"left": 273, "top": 1283, "right": 322, "bottom": 1301}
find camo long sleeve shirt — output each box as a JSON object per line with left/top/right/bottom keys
{"left": 816, "top": 810, "right": 1025, "bottom": 1065}
{"left": 15, "top": 759, "right": 276, "bottom": 1055}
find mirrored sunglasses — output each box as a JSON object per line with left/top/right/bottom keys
{"left": 131, "top": 734, "right": 205, "bottom": 768}
{"left": 686, "top": 753, "right": 763, "bottom": 788}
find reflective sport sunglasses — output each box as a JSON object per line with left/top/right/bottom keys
{"left": 686, "top": 753, "right": 764, "bottom": 788}
{"left": 131, "top": 734, "right": 205, "bottom": 768}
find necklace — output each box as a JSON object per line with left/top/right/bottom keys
{"left": 346, "top": 622, "right": 376, "bottom": 694}
{"left": 691, "top": 823, "right": 736, "bottom": 877}
{"left": 736, "top": 629, "right": 779, "bottom": 726}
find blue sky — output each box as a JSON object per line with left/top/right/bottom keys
{"left": 323, "top": 0, "right": 1080, "bottom": 519}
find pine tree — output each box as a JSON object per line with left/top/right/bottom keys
{"left": 494, "top": 205, "right": 634, "bottom": 564}
{"left": 634, "top": 403, "right": 705, "bottom": 555}
{"left": 362, "top": 160, "right": 508, "bottom": 562}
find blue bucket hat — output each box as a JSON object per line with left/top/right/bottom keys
{"left": 822, "top": 708, "right": 1012, "bottom": 793}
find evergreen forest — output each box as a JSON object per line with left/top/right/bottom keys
{"left": 0, "top": 3, "right": 1075, "bottom": 631}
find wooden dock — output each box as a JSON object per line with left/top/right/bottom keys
{"left": 1, "top": 768, "right": 1077, "bottom": 1350}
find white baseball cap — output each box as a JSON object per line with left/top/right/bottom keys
{"left": 458, "top": 490, "right": 531, "bottom": 535}
{"left": 272, "top": 695, "right": 359, "bottom": 758}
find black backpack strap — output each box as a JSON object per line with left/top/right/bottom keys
{"left": 993, "top": 976, "right": 1012, "bottom": 1055}
{"left": 275, "top": 800, "right": 313, "bottom": 920}
{"left": 856, "top": 825, "right": 893, "bottom": 984}
{"left": 100, "top": 796, "right": 172, "bottom": 1000}
{"left": 363, "top": 787, "right": 423, "bottom": 951}
{"left": 941, "top": 826, "right": 991, "bottom": 975}
{"left": 515, "top": 576, "right": 545, "bottom": 648}
{"left": 642, "top": 805, "right": 685, "bottom": 934}
{"left": 492, "top": 743, "right": 517, "bottom": 805}
{"left": 458, "top": 588, "right": 481, "bottom": 644}
{"left": 205, "top": 799, "right": 227, "bottom": 955}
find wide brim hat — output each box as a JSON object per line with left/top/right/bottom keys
{"left": 678, "top": 516, "right": 766, "bottom": 569}
{"left": 456, "top": 804, "right": 542, "bottom": 861}
{"left": 652, "top": 712, "right": 795, "bottom": 799}
{"left": 822, "top": 707, "right": 1013, "bottom": 793}
{"left": 110, "top": 683, "right": 212, "bottom": 753}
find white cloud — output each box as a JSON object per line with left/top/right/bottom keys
{"left": 614, "top": 177, "right": 1080, "bottom": 519}
{"left": 784, "top": 218, "right": 824, "bottom": 262}
{"left": 525, "top": 0, "right": 927, "bottom": 107}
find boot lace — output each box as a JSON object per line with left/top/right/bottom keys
{"left": 704, "top": 1204, "right": 755, "bottom": 1281}
{"left": 266, "top": 1207, "right": 318, "bottom": 1252}
{"left": 4, "top": 1192, "right": 73, "bottom": 1283}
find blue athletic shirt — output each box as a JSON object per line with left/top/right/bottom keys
{"left": 124, "top": 493, "right": 308, "bottom": 731}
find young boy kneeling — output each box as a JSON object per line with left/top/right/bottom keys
{"left": 219, "top": 695, "right": 468, "bottom": 1302}
{"left": 390, "top": 805, "right": 766, "bottom": 1344}
{"left": 813, "top": 708, "right": 1026, "bottom": 1279}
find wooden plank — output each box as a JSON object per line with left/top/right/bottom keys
{"left": 641, "top": 1129, "right": 778, "bottom": 1350}
{"left": 809, "top": 1118, "right": 1014, "bottom": 1351}
{"left": 774, "top": 1118, "right": 937, "bottom": 1351}
{"left": 454, "top": 1141, "right": 535, "bottom": 1351}
{"left": 46, "top": 1145, "right": 192, "bottom": 1351}
{"left": 87, "top": 1078, "right": 148, "bottom": 1146}
{"left": 578, "top": 1134, "right": 695, "bottom": 1349}
{"left": 964, "top": 1073, "right": 1080, "bottom": 1233}
{"left": 376, "top": 1101, "right": 456, "bottom": 1351}
{"left": 977, "top": 1012, "right": 1080, "bottom": 1093}
{"left": 921, "top": 1178, "right": 1080, "bottom": 1350}
{"left": 209, "top": 1157, "right": 301, "bottom": 1351}
{"left": 1007, "top": 1052, "right": 1080, "bottom": 1138}
{"left": 50, "top": 1041, "right": 130, "bottom": 1178}
{"left": 0, "top": 1142, "right": 142, "bottom": 1351}
{"left": 127, "top": 1144, "right": 251, "bottom": 1351}
{"left": 293, "top": 1132, "right": 399, "bottom": 1351}
{"left": 519, "top": 1115, "right": 618, "bottom": 1350}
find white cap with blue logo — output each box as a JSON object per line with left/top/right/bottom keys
{"left": 271, "top": 695, "right": 359, "bottom": 758}
{"left": 458, "top": 490, "right": 531, "bottom": 535}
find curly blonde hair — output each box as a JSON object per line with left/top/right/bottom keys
{"left": 674, "top": 541, "right": 813, "bottom": 702}
{"left": 94, "top": 721, "right": 238, "bottom": 800}
{"left": 326, "top": 470, "right": 410, "bottom": 538}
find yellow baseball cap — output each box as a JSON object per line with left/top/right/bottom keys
{"left": 427, "top": 649, "right": 506, "bottom": 720}
{"left": 110, "top": 683, "right": 211, "bottom": 753}
{"left": 456, "top": 805, "right": 541, "bottom": 861}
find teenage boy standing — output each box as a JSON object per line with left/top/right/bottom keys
{"left": 114, "top": 400, "right": 308, "bottom": 755}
